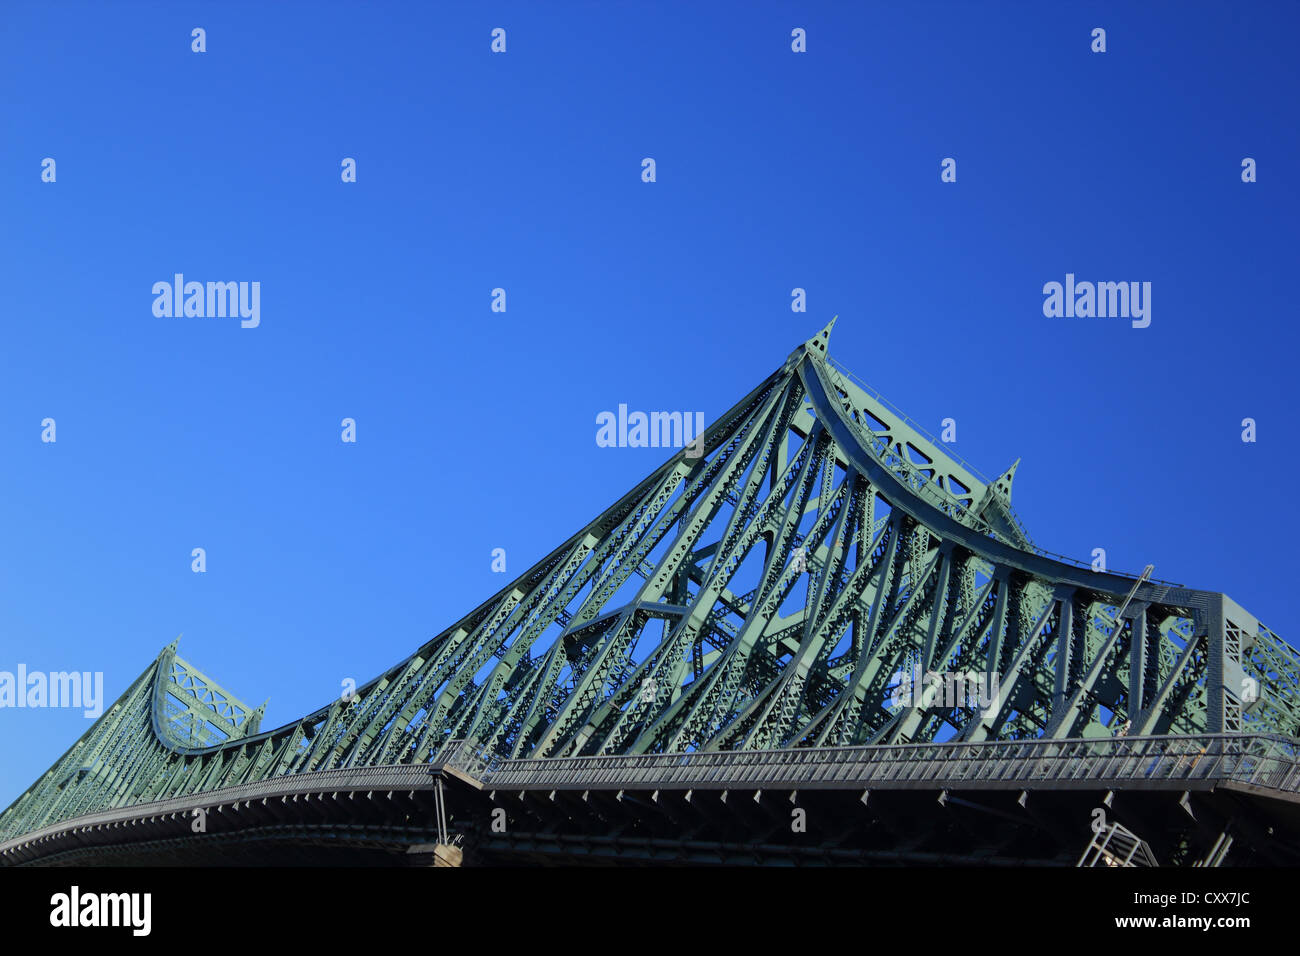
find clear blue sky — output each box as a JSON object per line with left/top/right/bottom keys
{"left": 2, "top": 1, "right": 1297, "bottom": 808}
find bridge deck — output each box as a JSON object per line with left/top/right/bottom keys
{"left": 5, "top": 733, "right": 1298, "bottom": 865}
{"left": 463, "top": 733, "right": 1300, "bottom": 796}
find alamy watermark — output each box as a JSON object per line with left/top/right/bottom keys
{"left": 889, "top": 663, "right": 1000, "bottom": 716}
{"left": 0, "top": 665, "right": 104, "bottom": 718}
{"left": 596, "top": 405, "right": 705, "bottom": 456}
{"left": 50, "top": 886, "right": 151, "bottom": 936}
{"left": 1042, "top": 274, "right": 1150, "bottom": 328}
{"left": 152, "top": 274, "right": 260, "bottom": 328}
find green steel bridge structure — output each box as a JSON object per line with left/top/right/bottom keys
{"left": 4, "top": 322, "right": 1300, "bottom": 866}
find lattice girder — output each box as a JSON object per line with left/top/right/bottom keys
{"left": 2, "top": 322, "right": 1295, "bottom": 844}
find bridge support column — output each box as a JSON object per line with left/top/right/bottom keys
{"left": 1206, "top": 595, "right": 1256, "bottom": 734}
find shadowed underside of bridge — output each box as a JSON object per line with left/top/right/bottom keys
{"left": 4, "top": 322, "right": 1299, "bottom": 866}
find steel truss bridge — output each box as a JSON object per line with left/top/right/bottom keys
{"left": 4, "top": 322, "right": 1300, "bottom": 866}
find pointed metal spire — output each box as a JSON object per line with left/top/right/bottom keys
{"left": 991, "top": 458, "right": 1020, "bottom": 502}
{"left": 802, "top": 316, "right": 837, "bottom": 361}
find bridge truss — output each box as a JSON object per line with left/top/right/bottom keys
{"left": 3, "top": 322, "right": 1298, "bottom": 864}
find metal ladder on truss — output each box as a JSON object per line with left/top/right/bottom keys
{"left": 1078, "top": 820, "right": 1160, "bottom": 867}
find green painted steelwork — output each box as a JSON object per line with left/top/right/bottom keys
{"left": 3, "top": 322, "right": 1297, "bottom": 846}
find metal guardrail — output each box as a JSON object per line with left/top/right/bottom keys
{"left": 0, "top": 741, "right": 496, "bottom": 856}
{"left": 7, "top": 734, "right": 1298, "bottom": 860}
{"left": 452, "top": 734, "right": 1300, "bottom": 795}
{"left": 0, "top": 763, "right": 442, "bottom": 856}
{"left": 432, "top": 738, "right": 498, "bottom": 779}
